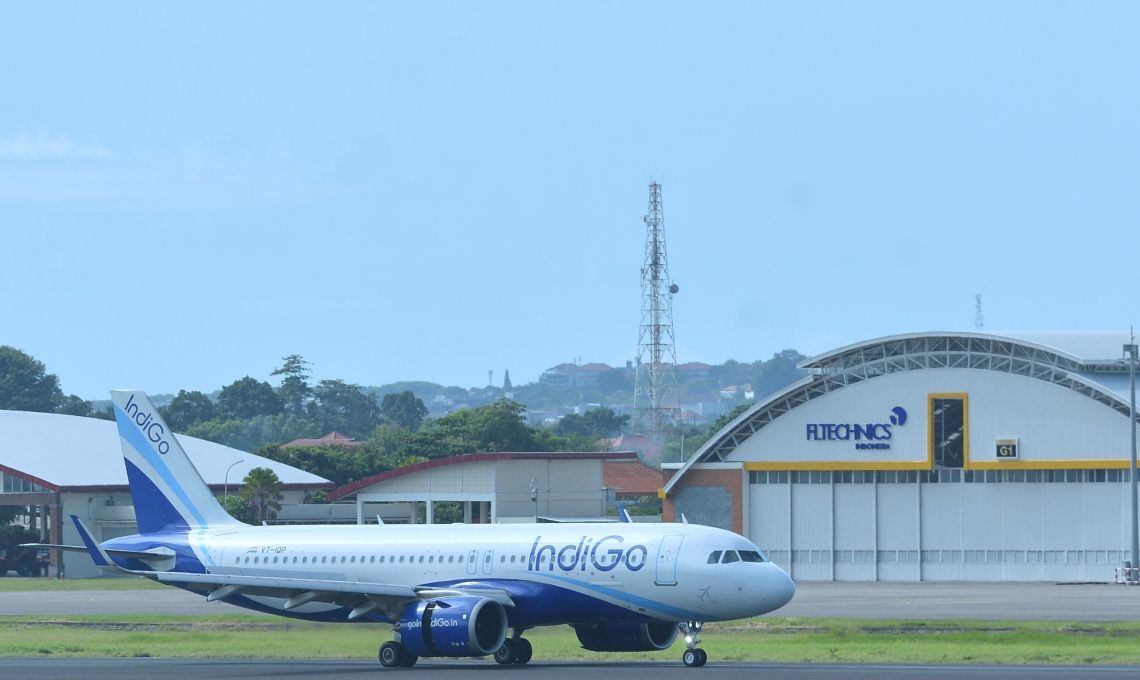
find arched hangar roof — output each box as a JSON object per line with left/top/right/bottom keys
{"left": 0, "top": 410, "right": 331, "bottom": 492}
{"left": 664, "top": 330, "right": 1139, "bottom": 494}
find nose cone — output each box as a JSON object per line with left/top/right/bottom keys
{"left": 757, "top": 562, "right": 795, "bottom": 613}
{"left": 771, "top": 565, "right": 795, "bottom": 610}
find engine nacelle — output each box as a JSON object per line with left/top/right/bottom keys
{"left": 573, "top": 622, "right": 679, "bottom": 652}
{"left": 397, "top": 597, "right": 507, "bottom": 657}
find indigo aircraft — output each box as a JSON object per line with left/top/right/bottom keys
{"left": 37, "top": 390, "right": 795, "bottom": 668}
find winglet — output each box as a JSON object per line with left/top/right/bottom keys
{"left": 617, "top": 503, "right": 633, "bottom": 523}
{"left": 70, "top": 514, "right": 112, "bottom": 567}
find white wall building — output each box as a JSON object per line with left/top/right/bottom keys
{"left": 330, "top": 452, "right": 646, "bottom": 524}
{"left": 663, "top": 332, "right": 1140, "bottom": 582}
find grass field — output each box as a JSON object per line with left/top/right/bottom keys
{"left": 2, "top": 580, "right": 1138, "bottom": 665}
{"left": 2, "top": 615, "right": 1140, "bottom": 664}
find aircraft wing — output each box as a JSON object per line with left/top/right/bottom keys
{"left": 144, "top": 571, "right": 514, "bottom": 620}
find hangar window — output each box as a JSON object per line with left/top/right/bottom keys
{"left": 930, "top": 396, "right": 966, "bottom": 468}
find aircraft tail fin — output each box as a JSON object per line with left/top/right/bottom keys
{"left": 111, "top": 389, "right": 242, "bottom": 534}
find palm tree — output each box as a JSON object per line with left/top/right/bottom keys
{"left": 240, "top": 467, "right": 283, "bottom": 522}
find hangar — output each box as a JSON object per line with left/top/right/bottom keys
{"left": 663, "top": 331, "right": 1140, "bottom": 582}
{"left": 0, "top": 411, "right": 331, "bottom": 578}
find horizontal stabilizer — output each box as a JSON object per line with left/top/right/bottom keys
{"left": 19, "top": 543, "right": 87, "bottom": 553}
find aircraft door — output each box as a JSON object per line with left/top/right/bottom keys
{"left": 466, "top": 549, "right": 479, "bottom": 576}
{"left": 655, "top": 534, "right": 684, "bottom": 586}
{"left": 483, "top": 550, "right": 494, "bottom": 575}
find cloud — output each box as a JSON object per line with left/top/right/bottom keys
{"left": 0, "top": 132, "right": 111, "bottom": 161}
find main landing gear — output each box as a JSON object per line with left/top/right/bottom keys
{"left": 679, "top": 621, "right": 707, "bottom": 668}
{"left": 379, "top": 640, "right": 418, "bottom": 668}
{"left": 493, "top": 634, "right": 533, "bottom": 665}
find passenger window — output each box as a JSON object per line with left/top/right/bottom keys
{"left": 722, "top": 550, "right": 740, "bottom": 564}
{"left": 419, "top": 555, "right": 425, "bottom": 563}
{"left": 707, "top": 551, "right": 722, "bottom": 564}
{"left": 350, "top": 556, "right": 356, "bottom": 563}
{"left": 321, "top": 556, "right": 327, "bottom": 564}
{"left": 739, "top": 550, "right": 766, "bottom": 563}
{"left": 340, "top": 556, "right": 346, "bottom": 564}
{"left": 399, "top": 556, "right": 405, "bottom": 564}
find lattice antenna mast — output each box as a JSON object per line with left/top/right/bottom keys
{"left": 634, "top": 182, "right": 680, "bottom": 440}
{"left": 974, "top": 293, "right": 984, "bottom": 329}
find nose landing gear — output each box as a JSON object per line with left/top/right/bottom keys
{"left": 679, "top": 621, "right": 707, "bottom": 667}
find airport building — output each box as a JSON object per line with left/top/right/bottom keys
{"left": 329, "top": 451, "right": 660, "bottom": 524}
{"left": 663, "top": 331, "right": 1140, "bottom": 582}
{"left": 0, "top": 411, "right": 331, "bottom": 578}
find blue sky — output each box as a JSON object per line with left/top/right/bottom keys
{"left": 2, "top": 2, "right": 1139, "bottom": 400}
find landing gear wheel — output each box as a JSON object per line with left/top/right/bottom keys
{"left": 680, "top": 620, "right": 706, "bottom": 668}
{"left": 493, "top": 639, "right": 514, "bottom": 665}
{"left": 379, "top": 641, "right": 403, "bottom": 668}
{"left": 512, "top": 638, "right": 533, "bottom": 665}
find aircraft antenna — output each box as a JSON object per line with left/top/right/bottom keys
{"left": 633, "top": 181, "right": 680, "bottom": 442}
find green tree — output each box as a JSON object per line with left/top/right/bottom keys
{"left": 161, "top": 390, "right": 216, "bottom": 431}
{"left": 0, "top": 346, "right": 65, "bottom": 412}
{"left": 555, "top": 407, "right": 629, "bottom": 438}
{"left": 754, "top": 349, "right": 808, "bottom": 400}
{"left": 411, "top": 399, "right": 534, "bottom": 458}
{"left": 217, "top": 377, "right": 284, "bottom": 420}
{"left": 240, "top": 467, "right": 283, "bottom": 522}
{"left": 220, "top": 494, "right": 255, "bottom": 523}
{"left": 311, "top": 379, "right": 379, "bottom": 437}
{"left": 380, "top": 390, "right": 428, "bottom": 431}
{"left": 272, "top": 354, "right": 313, "bottom": 416}
{"left": 56, "top": 394, "right": 93, "bottom": 417}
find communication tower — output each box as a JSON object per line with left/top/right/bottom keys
{"left": 633, "top": 182, "right": 680, "bottom": 440}
{"left": 974, "top": 293, "right": 984, "bottom": 329}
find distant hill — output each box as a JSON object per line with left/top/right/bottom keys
{"left": 363, "top": 350, "right": 808, "bottom": 427}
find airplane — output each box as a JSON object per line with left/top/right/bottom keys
{"left": 30, "top": 390, "right": 795, "bottom": 668}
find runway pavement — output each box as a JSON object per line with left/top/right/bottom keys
{"left": 3, "top": 580, "right": 1140, "bottom": 620}
{"left": 3, "top": 659, "right": 1140, "bottom": 680}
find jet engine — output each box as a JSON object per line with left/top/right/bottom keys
{"left": 397, "top": 597, "right": 507, "bottom": 657}
{"left": 573, "top": 622, "right": 679, "bottom": 652}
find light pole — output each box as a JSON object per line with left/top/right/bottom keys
{"left": 224, "top": 459, "right": 245, "bottom": 505}
{"left": 529, "top": 478, "right": 538, "bottom": 523}
{"left": 1125, "top": 343, "right": 1138, "bottom": 584}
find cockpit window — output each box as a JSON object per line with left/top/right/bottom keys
{"left": 738, "top": 550, "right": 766, "bottom": 563}
{"left": 721, "top": 550, "right": 740, "bottom": 564}
{"left": 707, "top": 550, "right": 722, "bottom": 564}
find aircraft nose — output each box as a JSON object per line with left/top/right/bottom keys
{"left": 763, "top": 563, "right": 795, "bottom": 610}
{"left": 772, "top": 566, "right": 795, "bottom": 608}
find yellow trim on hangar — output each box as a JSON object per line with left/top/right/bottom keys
{"left": 966, "top": 459, "right": 1132, "bottom": 470}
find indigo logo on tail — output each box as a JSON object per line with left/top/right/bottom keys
{"left": 123, "top": 394, "right": 172, "bottom": 455}
{"left": 890, "top": 407, "right": 907, "bottom": 426}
